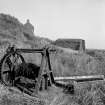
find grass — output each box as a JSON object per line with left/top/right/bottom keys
{"left": 38, "top": 80, "right": 105, "bottom": 105}
{"left": 0, "top": 84, "right": 46, "bottom": 105}
{"left": 1, "top": 13, "right": 105, "bottom": 105}
{"left": 20, "top": 81, "right": 105, "bottom": 105}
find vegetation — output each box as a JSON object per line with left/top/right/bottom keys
{"left": 0, "top": 13, "right": 105, "bottom": 105}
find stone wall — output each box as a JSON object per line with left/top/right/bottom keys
{"left": 52, "top": 39, "right": 85, "bottom": 51}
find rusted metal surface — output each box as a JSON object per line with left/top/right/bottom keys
{"left": 0, "top": 45, "right": 56, "bottom": 94}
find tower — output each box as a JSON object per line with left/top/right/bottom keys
{"left": 24, "top": 19, "right": 34, "bottom": 33}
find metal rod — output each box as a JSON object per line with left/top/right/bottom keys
{"left": 54, "top": 75, "right": 104, "bottom": 82}
{"left": 16, "top": 48, "right": 56, "bottom": 53}
{"left": 16, "top": 49, "right": 44, "bottom": 53}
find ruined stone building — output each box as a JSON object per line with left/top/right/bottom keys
{"left": 52, "top": 39, "right": 85, "bottom": 51}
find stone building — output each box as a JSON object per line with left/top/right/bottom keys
{"left": 52, "top": 39, "right": 85, "bottom": 51}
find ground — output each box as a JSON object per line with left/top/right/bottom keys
{"left": 0, "top": 80, "right": 105, "bottom": 105}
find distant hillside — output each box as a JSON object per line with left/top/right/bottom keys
{"left": 0, "top": 13, "right": 51, "bottom": 49}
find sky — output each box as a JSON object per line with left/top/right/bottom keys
{"left": 0, "top": 0, "right": 105, "bottom": 49}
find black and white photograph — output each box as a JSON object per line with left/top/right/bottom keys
{"left": 0, "top": 0, "right": 104, "bottom": 105}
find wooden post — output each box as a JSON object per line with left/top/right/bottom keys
{"left": 41, "top": 76, "right": 45, "bottom": 90}
{"left": 34, "top": 50, "right": 47, "bottom": 94}
{"left": 45, "top": 76, "right": 48, "bottom": 90}
{"left": 46, "top": 49, "right": 55, "bottom": 85}
{"left": 43, "top": 74, "right": 48, "bottom": 90}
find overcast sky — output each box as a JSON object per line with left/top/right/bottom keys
{"left": 0, "top": 0, "right": 105, "bottom": 49}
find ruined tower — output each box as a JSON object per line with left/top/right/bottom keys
{"left": 24, "top": 19, "right": 34, "bottom": 33}
{"left": 23, "top": 19, "right": 35, "bottom": 38}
